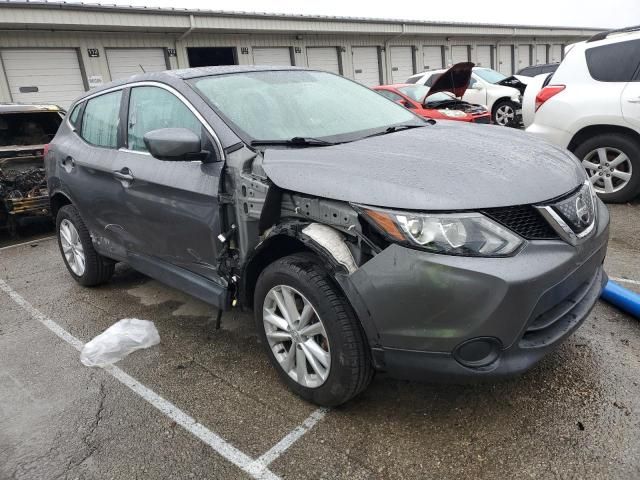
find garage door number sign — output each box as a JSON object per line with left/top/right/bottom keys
{"left": 87, "top": 48, "right": 100, "bottom": 57}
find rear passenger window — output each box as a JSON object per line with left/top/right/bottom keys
{"left": 127, "top": 86, "right": 202, "bottom": 152}
{"left": 586, "top": 39, "right": 640, "bottom": 82}
{"left": 68, "top": 103, "right": 82, "bottom": 128}
{"left": 80, "top": 91, "right": 122, "bottom": 148}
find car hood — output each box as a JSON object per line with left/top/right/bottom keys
{"left": 496, "top": 75, "right": 529, "bottom": 95}
{"left": 428, "top": 62, "right": 474, "bottom": 98}
{"left": 262, "top": 122, "right": 585, "bottom": 211}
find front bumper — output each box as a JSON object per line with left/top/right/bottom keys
{"left": 339, "top": 199, "right": 609, "bottom": 381}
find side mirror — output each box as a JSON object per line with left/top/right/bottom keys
{"left": 471, "top": 82, "right": 483, "bottom": 90}
{"left": 143, "top": 128, "right": 208, "bottom": 161}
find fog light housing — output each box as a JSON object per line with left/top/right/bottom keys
{"left": 453, "top": 337, "right": 502, "bottom": 368}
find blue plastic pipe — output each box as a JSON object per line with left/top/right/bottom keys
{"left": 601, "top": 280, "right": 640, "bottom": 319}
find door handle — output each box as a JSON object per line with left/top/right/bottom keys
{"left": 60, "top": 156, "right": 75, "bottom": 168}
{"left": 627, "top": 97, "right": 640, "bottom": 104}
{"left": 113, "top": 168, "right": 134, "bottom": 183}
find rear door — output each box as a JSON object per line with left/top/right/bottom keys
{"left": 389, "top": 47, "right": 414, "bottom": 84}
{"left": 352, "top": 47, "right": 381, "bottom": 86}
{"left": 61, "top": 90, "right": 126, "bottom": 254}
{"left": 112, "top": 84, "right": 224, "bottom": 282}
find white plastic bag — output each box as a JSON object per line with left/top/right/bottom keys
{"left": 80, "top": 318, "right": 160, "bottom": 367}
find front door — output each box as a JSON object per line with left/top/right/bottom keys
{"left": 112, "top": 85, "right": 223, "bottom": 282}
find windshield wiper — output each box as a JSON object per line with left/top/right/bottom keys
{"left": 250, "top": 136, "right": 336, "bottom": 147}
{"left": 363, "top": 123, "right": 429, "bottom": 140}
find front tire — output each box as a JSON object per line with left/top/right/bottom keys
{"left": 254, "top": 253, "right": 373, "bottom": 406}
{"left": 574, "top": 133, "right": 640, "bottom": 203}
{"left": 492, "top": 99, "right": 518, "bottom": 127}
{"left": 56, "top": 205, "right": 115, "bottom": 286}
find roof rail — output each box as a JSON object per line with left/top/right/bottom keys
{"left": 587, "top": 25, "right": 640, "bottom": 42}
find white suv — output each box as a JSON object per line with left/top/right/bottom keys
{"left": 407, "top": 67, "right": 524, "bottom": 127}
{"left": 525, "top": 27, "right": 640, "bottom": 203}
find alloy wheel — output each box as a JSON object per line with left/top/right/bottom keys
{"left": 583, "top": 147, "right": 632, "bottom": 194}
{"left": 263, "top": 285, "right": 331, "bottom": 388}
{"left": 494, "top": 104, "right": 515, "bottom": 126}
{"left": 59, "top": 218, "right": 86, "bottom": 276}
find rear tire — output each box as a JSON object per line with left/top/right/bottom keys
{"left": 254, "top": 253, "right": 373, "bottom": 406}
{"left": 56, "top": 205, "right": 114, "bottom": 286}
{"left": 573, "top": 133, "right": 640, "bottom": 203}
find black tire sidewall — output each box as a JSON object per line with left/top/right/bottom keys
{"left": 56, "top": 205, "right": 112, "bottom": 286}
{"left": 254, "top": 254, "right": 368, "bottom": 406}
{"left": 573, "top": 133, "right": 640, "bottom": 203}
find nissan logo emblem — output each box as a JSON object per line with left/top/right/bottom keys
{"left": 575, "top": 195, "right": 591, "bottom": 226}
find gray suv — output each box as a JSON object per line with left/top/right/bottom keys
{"left": 46, "top": 66, "right": 610, "bottom": 406}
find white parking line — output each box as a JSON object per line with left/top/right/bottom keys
{"left": 0, "top": 278, "right": 280, "bottom": 480}
{"left": 247, "top": 407, "right": 328, "bottom": 475}
{"left": 0, "top": 236, "right": 56, "bottom": 251}
{"left": 610, "top": 277, "right": 640, "bottom": 287}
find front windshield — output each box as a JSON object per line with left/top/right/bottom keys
{"left": 424, "top": 92, "right": 456, "bottom": 104}
{"left": 473, "top": 68, "right": 507, "bottom": 84}
{"left": 397, "top": 85, "right": 430, "bottom": 103}
{"left": 191, "top": 70, "right": 419, "bottom": 142}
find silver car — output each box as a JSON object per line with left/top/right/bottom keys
{"left": 46, "top": 66, "right": 609, "bottom": 406}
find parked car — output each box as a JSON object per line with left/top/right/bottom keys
{"left": 516, "top": 63, "right": 560, "bottom": 77}
{"left": 526, "top": 26, "right": 640, "bottom": 203}
{"left": 376, "top": 86, "right": 491, "bottom": 123}
{"left": 46, "top": 67, "right": 609, "bottom": 406}
{"left": 0, "top": 104, "right": 63, "bottom": 235}
{"left": 407, "top": 65, "right": 525, "bottom": 127}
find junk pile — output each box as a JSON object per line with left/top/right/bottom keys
{"left": 0, "top": 167, "right": 47, "bottom": 202}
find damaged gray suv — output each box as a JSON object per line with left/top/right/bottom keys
{"left": 46, "top": 66, "right": 610, "bottom": 406}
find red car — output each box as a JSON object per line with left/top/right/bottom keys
{"left": 374, "top": 62, "right": 491, "bottom": 123}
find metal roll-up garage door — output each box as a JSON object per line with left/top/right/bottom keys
{"left": 550, "top": 44, "right": 563, "bottom": 63}
{"left": 352, "top": 47, "right": 380, "bottom": 87}
{"left": 422, "top": 46, "right": 443, "bottom": 70}
{"left": 106, "top": 48, "right": 167, "bottom": 81}
{"left": 497, "top": 45, "right": 513, "bottom": 75}
{"left": 390, "top": 46, "right": 414, "bottom": 83}
{"left": 476, "top": 45, "right": 492, "bottom": 68}
{"left": 306, "top": 47, "right": 340, "bottom": 75}
{"left": 535, "top": 44, "right": 548, "bottom": 64}
{"left": 252, "top": 47, "right": 292, "bottom": 66}
{"left": 451, "top": 45, "right": 470, "bottom": 64}
{"left": 1, "top": 48, "right": 85, "bottom": 109}
{"left": 517, "top": 44, "right": 532, "bottom": 69}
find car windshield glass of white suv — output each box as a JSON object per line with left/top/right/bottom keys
{"left": 397, "top": 85, "right": 431, "bottom": 102}
{"left": 473, "top": 68, "right": 508, "bottom": 84}
{"left": 0, "top": 112, "right": 62, "bottom": 147}
{"left": 191, "top": 70, "right": 421, "bottom": 143}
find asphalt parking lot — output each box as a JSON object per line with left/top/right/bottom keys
{"left": 1, "top": 202, "right": 640, "bottom": 480}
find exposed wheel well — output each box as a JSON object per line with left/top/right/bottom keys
{"left": 241, "top": 234, "right": 312, "bottom": 309}
{"left": 568, "top": 125, "right": 640, "bottom": 152}
{"left": 491, "top": 97, "right": 514, "bottom": 114}
{"left": 50, "top": 192, "right": 72, "bottom": 218}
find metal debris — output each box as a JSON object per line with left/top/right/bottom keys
{"left": 0, "top": 167, "right": 47, "bottom": 201}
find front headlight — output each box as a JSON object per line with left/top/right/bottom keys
{"left": 361, "top": 208, "right": 523, "bottom": 257}
{"left": 511, "top": 94, "right": 522, "bottom": 104}
{"left": 438, "top": 109, "right": 467, "bottom": 118}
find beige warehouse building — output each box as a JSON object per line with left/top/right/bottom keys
{"left": 0, "top": 1, "right": 601, "bottom": 108}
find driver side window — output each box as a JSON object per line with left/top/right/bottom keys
{"left": 127, "top": 86, "right": 202, "bottom": 152}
